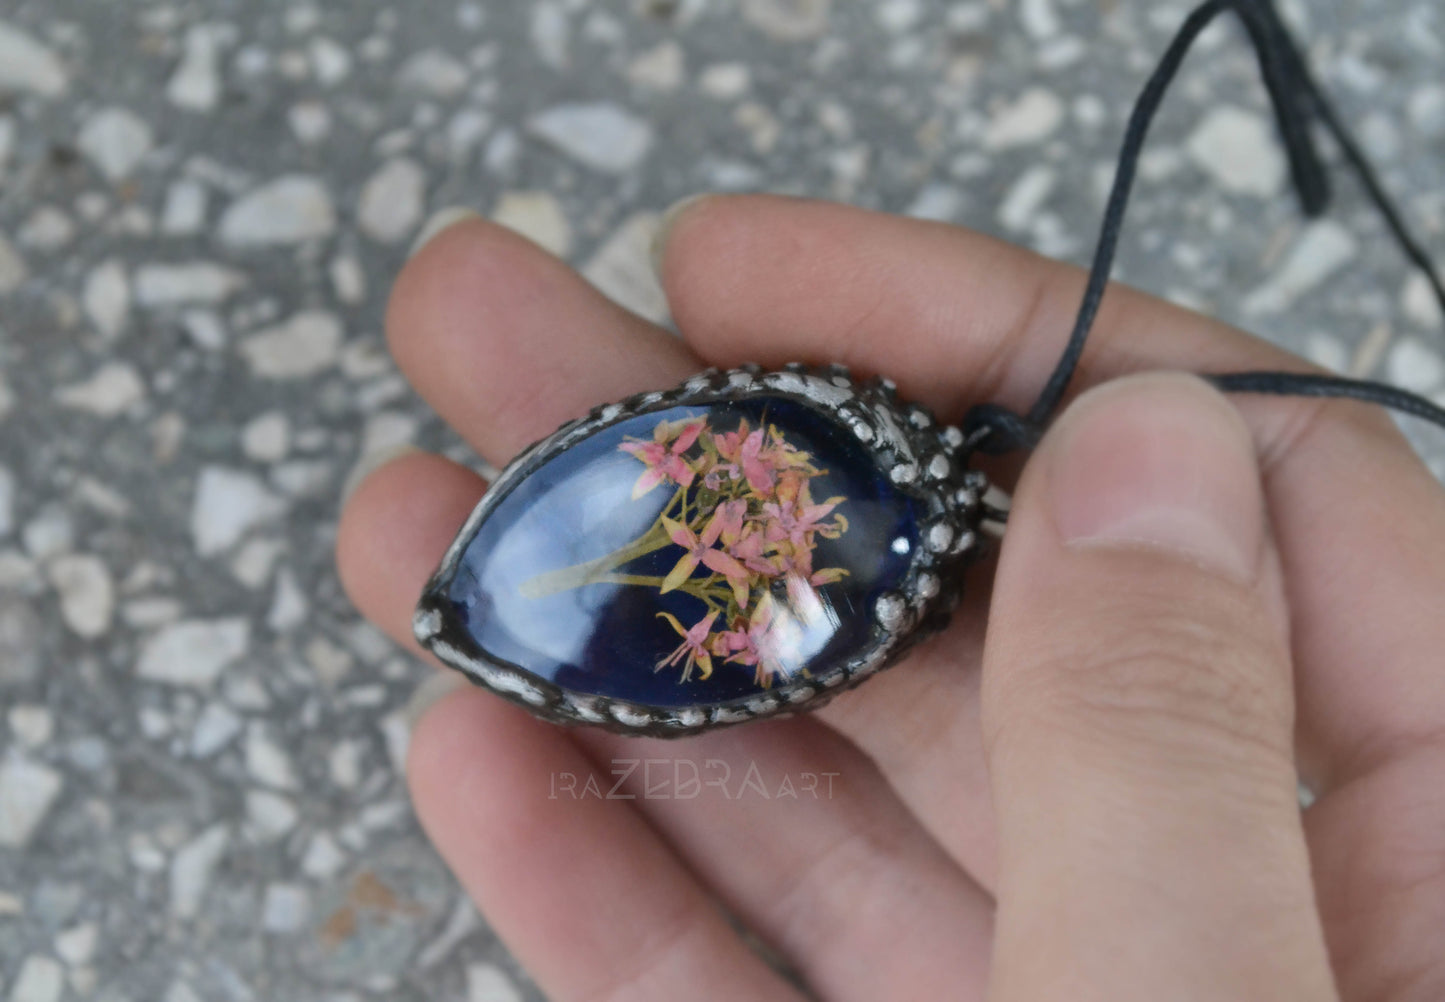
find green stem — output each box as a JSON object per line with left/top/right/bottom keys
{"left": 517, "top": 488, "right": 686, "bottom": 599}
{"left": 585, "top": 574, "right": 716, "bottom": 603}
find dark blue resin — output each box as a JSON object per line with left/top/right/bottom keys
{"left": 443, "top": 398, "right": 921, "bottom": 707}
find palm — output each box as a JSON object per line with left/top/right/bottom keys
{"left": 337, "top": 197, "right": 1445, "bottom": 1001}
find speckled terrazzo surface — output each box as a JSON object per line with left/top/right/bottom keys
{"left": 1, "top": 1, "right": 1443, "bottom": 999}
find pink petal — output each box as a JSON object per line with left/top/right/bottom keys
{"left": 631, "top": 467, "right": 667, "bottom": 499}
{"left": 661, "top": 516, "right": 695, "bottom": 550}
{"left": 687, "top": 609, "right": 720, "bottom": 644}
{"left": 673, "top": 420, "right": 705, "bottom": 453}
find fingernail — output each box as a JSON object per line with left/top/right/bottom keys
{"left": 404, "top": 669, "right": 469, "bottom": 732}
{"left": 1047, "top": 373, "right": 1264, "bottom": 581}
{"left": 650, "top": 193, "right": 712, "bottom": 278}
{"left": 409, "top": 207, "right": 482, "bottom": 258}
{"left": 339, "top": 444, "right": 422, "bottom": 508}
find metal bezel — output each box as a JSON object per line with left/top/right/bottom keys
{"left": 413, "top": 364, "right": 989, "bottom": 737}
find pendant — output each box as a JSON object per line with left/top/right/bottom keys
{"left": 413, "top": 364, "right": 992, "bottom": 736}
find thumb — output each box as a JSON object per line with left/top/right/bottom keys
{"left": 981, "top": 373, "right": 1337, "bottom": 1001}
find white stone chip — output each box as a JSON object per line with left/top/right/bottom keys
{"left": 77, "top": 107, "right": 154, "bottom": 182}
{"left": 699, "top": 63, "right": 750, "bottom": 100}
{"left": 0, "top": 20, "right": 68, "bottom": 97}
{"left": 21, "top": 507, "right": 72, "bottom": 560}
{"left": 239, "top": 310, "right": 343, "bottom": 379}
{"left": 7, "top": 955, "right": 64, "bottom": 1002}
{"left": 877, "top": 0, "right": 923, "bottom": 33}
{"left": 627, "top": 41, "right": 684, "bottom": 91}
{"left": 288, "top": 101, "right": 331, "bottom": 145}
{"left": 997, "top": 165, "right": 1057, "bottom": 231}
{"left": 167, "top": 25, "right": 222, "bottom": 111}
{"left": 492, "top": 191, "right": 572, "bottom": 257}
{"left": 191, "top": 467, "right": 286, "bottom": 555}
{"left": 230, "top": 537, "right": 284, "bottom": 589}
{"left": 182, "top": 310, "right": 227, "bottom": 350}
{"left": 46, "top": 554, "right": 114, "bottom": 638}
{"left": 983, "top": 87, "right": 1064, "bottom": 150}
{"left": 262, "top": 883, "right": 310, "bottom": 934}
{"left": 190, "top": 702, "right": 242, "bottom": 758}
{"left": 740, "top": 0, "right": 831, "bottom": 41}
{"left": 83, "top": 260, "right": 130, "bottom": 340}
{"left": 0, "top": 230, "right": 28, "bottom": 294}
{"left": 137, "top": 618, "right": 250, "bottom": 687}
{"left": 266, "top": 568, "right": 308, "bottom": 632}
{"left": 327, "top": 254, "right": 366, "bottom": 307}
{"left": 359, "top": 158, "right": 427, "bottom": 244}
{"left": 582, "top": 212, "right": 668, "bottom": 325}
{"left": 1402, "top": 272, "right": 1444, "bottom": 330}
{"left": 0, "top": 754, "right": 63, "bottom": 849}
{"left": 531, "top": 2, "right": 570, "bottom": 69}
{"left": 17, "top": 206, "right": 74, "bottom": 251}
{"left": 245, "top": 722, "right": 299, "bottom": 789}
{"left": 310, "top": 37, "right": 352, "bottom": 86}
{"left": 218, "top": 175, "right": 337, "bottom": 248}
{"left": 245, "top": 790, "right": 298, "bottom": 841}
{"left": 54, "top": 923, "right": 96, "bottom": 966}
{"left": 466, "top": 965, "right": 523, "bottom": 1002}
{"left": 169, "top": 824, "right": 229, "bottom": 918}
{"left": 9, "top": 705, "right": 53, "bottom": 747}
{"left": 527, "top": 103, "right": 653, "bottom": 174}
{"left": 1243, "top": 221, "right": 1359, "bottom": 315}
{"left": 1186, "top": 105, "right": 1287, "bottom": 198}
{"left": 161, "top": 179, "right": 209, "bottom": 235}
{"left": 135, "top": 263, "right": 246, "bottom": 306}
{"left": 301, "top": 832, "right": 346, "bottom": 879}
{"left": 904, "top": 183, "right": 964, "bottom": 223}
{"left": 1387, "top": 337, "right": 1445, "bottom": 395}
{"left": 397, "top": 49, "right": 469, "bottom": 96}
{"left": 54, "top": 363, "right": 145, "bottom": 417}
{"left": 0, "top": 466, "right": 14, "bottom": 538}
{"left": 1019, "top": 0, "right": 1060, "bottom": 39}
{"left": 241, "top": 411, "right": 290, "bottom": 462}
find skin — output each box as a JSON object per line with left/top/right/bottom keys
{"left": 335, "top": 195, "right": 1445, "bottom": 1001}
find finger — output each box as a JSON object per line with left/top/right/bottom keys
{"left": 339, "top": 453, "right": 995, "bottom": 1001}
{"left": 389, "top": 218, "right": 697, "bottom": 463}
{"left": 1305, "top": 746, "right": 1445, "bottom": 1001}
{"left": 336, "top": 449, "right": 486, "bottom": 648}
{"left": 657, "top": 195, "right": 1445, "bottom": 851}
{"left": 574, "top": 720, "right": 994, "bottom": 1002}
{"left": 983, "top": 373, "right": 1336, "bottom": 1000}
{"left": 409, "top": 688, "right": 809, "bottom": 1002}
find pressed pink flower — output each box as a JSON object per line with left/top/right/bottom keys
{"left": 660, "top": 514, "right": 752, "bottom": 608}
{"left": 710, "top": 499, "right": 748, "bottom": 545}
{"left": 762, "top": 495, "right": 845, "bottom": 551}
{"left": 723, "top": 594, "right": 788, "bottom": 686}
{"left": 656, "top": 609, "right": 719, "bottom": 680}
{"left": 728, "top": 526, "right": 785, "bottom": 578}
{"left": 620, "top": 418, "right": 705, "bottom": 498}
{"left": 714, "top": 422, "right": 777, "bottom": 495}
{"left": 702, "top": 463, "right": 738, "bottom": 490}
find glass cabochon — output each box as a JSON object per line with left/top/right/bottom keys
{"left": 441, "top": 397, "right": 922, "bottom": 707}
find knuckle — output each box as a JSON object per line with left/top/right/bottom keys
{"left": 998, "top": 601, "right": 1293, "bottom": 764}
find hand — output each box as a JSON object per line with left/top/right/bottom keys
{"left": 336, "top": 196, "right": 1445, "bottom": 1000}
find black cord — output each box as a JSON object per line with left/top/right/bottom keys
{"left": 964, "top": 0, "right": 1445, "bottom": 456}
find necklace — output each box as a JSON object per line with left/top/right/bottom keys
{"left": 414, "top": 0, "right": 1445, "bottom": 736}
